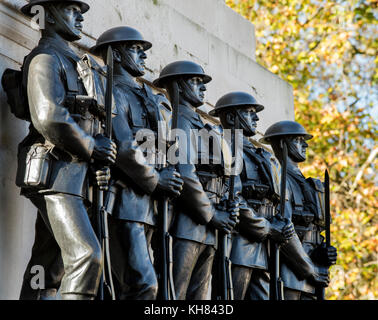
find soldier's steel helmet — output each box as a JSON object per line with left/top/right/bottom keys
{"left": 259, "top": 120, "right": 313, "bottom": 144}
{"left": 21, "top": 0, "right": 90, "bottom": 16}
{"left": 153, "top": 60, "right": 212, "bottom": 88}
{"left": 90, "top": 26, "right": 152, "bottom": 55}
{"left": 208, "top": 91, "right": 265, "bottom": 117}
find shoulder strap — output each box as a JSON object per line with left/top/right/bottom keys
{"left": 54, "top": 53, "right": 79, "bottom": 94}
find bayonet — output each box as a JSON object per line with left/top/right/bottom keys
{"left": 269, "top": 140, "right": 287, "bottom": 300}
{"left": 316, "top": 169, "right": 331, "bottom": 300}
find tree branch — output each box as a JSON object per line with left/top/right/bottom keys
{"left": 349, "top": 146, "right": 378, "bottom": 195}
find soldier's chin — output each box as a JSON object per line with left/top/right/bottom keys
{"left": 62, "top": 30, "right": 82, "bottom": 41}
{"left": 244, "top": 128, "right": 256, "bottom": 137}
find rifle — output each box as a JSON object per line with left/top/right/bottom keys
{"left": 157, "top": 82, "right": 180, "bottom": 300}
{"left": 269, "top": 140, "right": 287, "bottom": 300}
{"left": 316, "top": 169, "right": 331, "bottom": 300}
{"left": 216, "top": 113, "right": 240, "bottom": 300}
{"left": 95, "top": 46, "right": 115, "bottom": 300}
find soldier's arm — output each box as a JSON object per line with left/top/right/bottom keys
{"left": 112, "top": 93, "right": 159, "bottom": 194}
{"left": 27, "top": 53, "right": 94, "bottom": 161}
{"left": 279, "top": 191, "right": 317, "bottom": 280}
{"left": 175, "top": 118, "right": 215, "bottom": 225}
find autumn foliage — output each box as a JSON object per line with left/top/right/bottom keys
{"left": 226, "top": 0, "right": 377, "bottom": 299}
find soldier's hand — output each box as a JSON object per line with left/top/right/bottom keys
{"left": 92, "top": 134, "right": 117, "bottom": 165}
{"left": 156, "top": 168, "right": 184, "bottom": 198}
{"left": 210, "top": 209, "right": 238, "bottom": 234}
{"left": 308, "top": 266, "right": 330, "bottom": 288}
{"left": 227, "top": 200, "right": 240, "bottom": 224}
{"left": 96, "top": 167, "right": 111, "bottom": 191}
{"left": 282, "top": 219, "right": 296, "bottom": 241}
{"left": 311, "top": 243, "right": 338, "bottom": 266}
{"left": 269, "top": 216, "right": 295, "bottom": 244}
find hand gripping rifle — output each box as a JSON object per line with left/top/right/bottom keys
{"left": 218, "top": 113, "right": 240, "bottom": 300}
{"left": 156, "top": 82, "right": 180, "bottom": 301}
{"left": 316, "top": 169, "right": 331, "bottom": 300}
{"left": 269, "top": 140, "right": 287, "bottom": 300}
{"left": 95, "top": 47, "right": 116, "bottom": 300}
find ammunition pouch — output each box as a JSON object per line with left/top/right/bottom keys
{"left": 242, "top": 181, "right": 270, "bottom": 201}
{"left": 16, "top": 143, "right": 53, "bottom": 189}
{"left": 257, "top": 200, "right": 275, "bottom": 219}
{"left": 292, "top": 210, "right": 314, "bottom": 228}
{"left": 196, "top": 163, "right": 225, "bottom": 178}
{"left": 245, "top": 198, "right": 275, "bottom": 219}
{"left": 65, "top": 95, "right": 105, "bottom": 120}
{"left": 197, "top": 171, "right": 224, "bottom": 202}
{"left": 295, "top": 225, "right": 323, "bottom": 245}
{"left": 246, "top": 199, "right": 262, "bottom": 211}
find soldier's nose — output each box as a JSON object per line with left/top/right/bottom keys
{"left": 77, "top": 12, "right": 84, "bottom": 22}
{"left": 140, "top": 51, "right": 147, "bottom": 59}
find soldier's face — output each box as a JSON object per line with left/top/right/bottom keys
{"left": 57, "top": 4, "right": 84, "bottom": 40}
{"left": 126, "top": 43, "right": 147, "bottom": 75}
{"left": 287, "top": 136, "right": 308, "bottom": 162}
{"left": 237, "top": 107, "right": 259, "bottom": 137}
{"left": 186, "top": 76, "right": 207, "bottom": 104}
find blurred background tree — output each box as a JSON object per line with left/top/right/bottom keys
{"left": 225, "top": 0, "right": 377, "bottom": 299}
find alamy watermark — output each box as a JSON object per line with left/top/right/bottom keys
{"left": 30, "top": 265, "right": 45, "bottom": 290}
{"left": 134, "top": 122, "right": 244, "bottom": 175}
{"left": 30, "top": 5, "right": 45, "bottom": 30}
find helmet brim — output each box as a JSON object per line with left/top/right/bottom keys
{"left": 208, "top": 103, "right": 265, "bottom": 117}
{"left": 21, "top": 1, "right": 90, "bottom": 17}
{"left": 259, "top": 132, "right": 313, "bottom": 145}
{"left": 90, "top": 39, "right": 152, "bottom": 56}
{"left": 153, "top": 73, "right": 212, "bottom": 88}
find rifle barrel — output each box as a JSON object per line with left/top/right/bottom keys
{"left": 105, "top": 46, "right": 113, "bottom": 139}
{"left": 325, "top": 169, "right": 331, "bottom": 247}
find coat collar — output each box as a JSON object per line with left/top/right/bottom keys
{"left": 39, "top": 36, "right": 79, "bottom": 61}
{"left": 178, "top": 104, "right": 204, "bottom": 127}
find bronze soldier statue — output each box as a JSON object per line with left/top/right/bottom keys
{"left": 13, "top": 0, "right": 117, "bottom": 300}
{"left": 209, "top": 92, "right": 295, "bottom": 300}
{"left": 153, "top": 61, "right": 239, "bottom": 300}
{"left": 90, "top": 26, "right": 184, "bottom": 300}
{"left": 260, "top": 121, "right": 337, "bottom": 300}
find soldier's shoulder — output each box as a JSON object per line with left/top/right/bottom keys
{"left": 28, "top": 43, "right": 62, "bottom": 60}
{"left": 256, "top": 146, "right": 273, "bottom": 157}
{"left": 26, "top": 45, "right": 64, "bottom": 71}
{"left": 306, "top": 177, "right": 325, "bottom": 192}
{"left": 154, "top": 92, "right": 171, "bottom": 110}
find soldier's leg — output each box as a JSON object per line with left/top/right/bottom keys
{"left": 300, "top": 292, "right": 316, "bottom": 300}
{"left": 186, "top": 245, "right": 216, "bottom": 300}
{"left": 44, "top": 193, "right": 102, "bottom": 300}
{"left": 118, "top": 221, "right": 158, "bottom": 300}
{"left": 246, "top": 268, "right": 270, "bottom": 300}
{"left": 19, "top": 196, "right": 64, "bottom": 300}
{"left": 284, "top": 288, "right": 301, "bottom": 300}
{"left": 172, "top": 238, "right": 203, "bottom": 300}
{"left": 231, "top": 265, "right": 253, "bottom": 300}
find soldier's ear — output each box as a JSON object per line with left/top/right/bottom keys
{"left": 113, "top": 49, "right": 122, "bottom": 63}
{"left": 45, "top": 10, "right": 56, "bottom": 24}
{"left": 226, "top": 112, "right": 235, "bottom": 126}
{"left": 177, "top": 82, "right": 184, "bottom": 94}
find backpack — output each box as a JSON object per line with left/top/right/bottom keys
{"left": 1, "top": 64, "right": 31, "bottom": 121}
